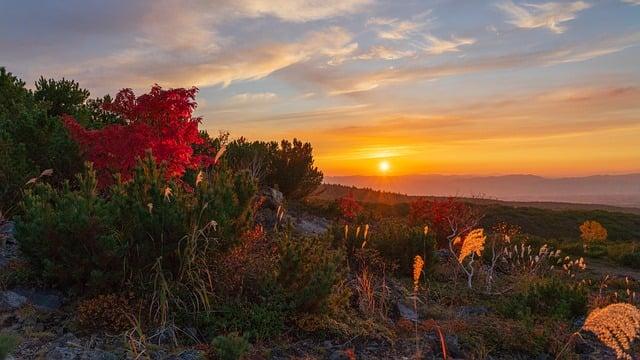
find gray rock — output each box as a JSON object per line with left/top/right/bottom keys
{"left": 12, "top": 288, "right": 63, "bottom": 311}
{"left": 262, "top": 187, "right": 284, "bottom": 208}
{"left": 0, "top": 291, "right": 28, "bottom": 311}
{"left": 46, "top": 346, "right": 82, "bottom": 360}
{"left": 294, "top": 217, "right": 329, "bottom": 236}
{"left": 396, "top": 302, "right": 418, "bottom": 322}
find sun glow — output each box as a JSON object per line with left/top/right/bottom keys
{"left": 378, "top": 160, "right": 391, "bottom": 173}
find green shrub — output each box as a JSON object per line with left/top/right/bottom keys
{"left": 368, "top": 219, "right": 436, "bottom": 276}
{"left": 618, "top": 252, "right": 640, "bottom": 269}
{"left": 0, "top": 69, "right": 84, "bottom": 208}
{"left": 211, "top": 333, "right": 250, "bottom": 360}
{"left": 16, "top": 164, "right": 121, "bottom": 290}
{"left": 499, "top": 278, "right": 587, "bottom": 321}
{"left": 197, "top": 299, "right": 285, "bottom": 342}
{"left": 0, "top": 333, "right": 19, "bottom": 360}
{"left": 276, "top": 233, "right": 345, "bottom": 314}
{"left": 17, "top": 156, "right": 257, "bottom": 294}
{"left": 225, "top": 138, "right": 323, "bottom": 200}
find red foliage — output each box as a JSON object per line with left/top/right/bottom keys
{"left": 337, "top": 192, "right": 363, "bottom": 222}
{"left": 64, "top": 85, "right": 213, "bottom": 186}
{"left": 409, "top": 198, "right": 480, "bottom": 245}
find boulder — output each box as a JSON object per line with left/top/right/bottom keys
{"left": 0, "top": 291, "right": 27, "bottom": 312}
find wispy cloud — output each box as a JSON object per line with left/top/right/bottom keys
{"left": 296, "top": 32, "right": 640, "bottom": 95}
{"left": 622, "top": 0, "right": 640, "bottom": 5}
{"left": 421, "top": 34, "right": 476, "bottom": 54}
{"left": 234, "top": 0, "right": 373, "bottom": 22}
{"left": 367, "top": 11, "right": 433, "bottom": 40}
{"left": 355, "top": 45, "right": 416, "bottom": 60}
{"left": 59, "top": 26, "right": 357, "bottom": 91}
{"left": 230, "top": 92, "right": 278, "bottom": 103}
{"left": 496, "top": 1, "right": 591, "bottom": 33}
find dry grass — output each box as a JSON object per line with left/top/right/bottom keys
{"left": 582, "top": 303, "right": 640, "bottom": 360}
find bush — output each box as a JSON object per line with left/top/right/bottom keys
{"left": 0, "top": 333, "right": 18, "bottom": 360}
{"left": 499, "top": 278, "right": 587, "bottom": 321}
{"left": 225, "top": 138, "right": 323, "bottom": 200}
{"left": 16, "top": 164, "right": 121, "bottom": 290}
{"left": 197, "top": 300, "right": 285, "bottom": 342}
{"left": 211, "top": 333, "right": 250, "bottom": 360}
{"left": 276, "top": 233, "right": 345, "bottom": 314}
{"left": 618, "top": 252, "right": 640, "bottom": 269}
{"left": 0, "top": 69, "right": 84, "bottom": 208}
{"left": 75, "top": 294, "right": 133, "bottom": 333}
{"left": 368, "top": 218, "right": 436, "bottom": 276}
{"left": 17, "top": 156, "right": 257, "bottom": 294}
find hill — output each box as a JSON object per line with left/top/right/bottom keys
{"left": 310, "top": 184, "right": 640, "bottom": 241}
{"left": 324, "top": 173, "right": 640, "bottom": 208}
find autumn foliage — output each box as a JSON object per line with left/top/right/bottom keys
{"left": 63, "top": 85, "right": 212, "bottom": 186}
{"left": 409, "top": 198, "right": 480, "bottom": 245}
{"left": 337, "top": 192, "right": 363, "bottom": 222}
{"left": 580, "top": 220, "right": 608, "bottom": 243}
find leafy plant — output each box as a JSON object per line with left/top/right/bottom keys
{"left": 64, "top": 85, "right": 211, "bottom": 186}
{"left": 16, "top": 164, "right": 121, "bottom": 290}
{"left": 499, "top": 278, "right": 587, "bottom": 321}
{"left": 368, "top": 219, "right": 435, "bottom": 276}
{"left": 276, "top": 232, "right": 345, "bottom": 314}
{"left": 211, "top": 333, "right": 250, "bottom": 360}
{"left": 0, "top": 333, "right": 19, "bottom": 360}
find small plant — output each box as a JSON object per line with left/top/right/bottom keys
{"left": 211, "top": 333, "right": 250, "bottom": 360}
{"left": 499, "top": 278, "right": 587, "bottom": 321}
{"left": 76, "top": 293, "right": 133, "bottom": 333}
{"left": 0, "top": 333, "right": 19, "bottom": 360}
{"left": 580, "top": 220, "right": 607, "bottom": 252}
{"left": 451, "top": 228, "right": 486, "bottom": 289}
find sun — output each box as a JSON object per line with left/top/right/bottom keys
{"left": 378, "top": 160, "right": 391, "bottom": 173}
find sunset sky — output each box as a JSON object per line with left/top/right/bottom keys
{"left": 2, "top": 0, "right": 639, "bottom": 177}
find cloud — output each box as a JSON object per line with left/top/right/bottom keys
{"left": 622, "top": 0, "right": 640, "bottom": 5}
{"left": 367, "top": 12, "right": 433, "bottom": 40}
{"left": 422, "top": 35, "right": 476, "bottom": 54}
{"left": 59, "top": 26, "right": 358, "bottom": 91}
{"left": 291, "top": 32, "right": 640, "bottom": 95}
{"left": 355, "top": 45, "right": 416, "bottom": 60}
{"left": 234, "top": 0, "right": 373, "bottom": 22}
{"left": 230, "top": 92, "right": 278, "bottom": 103}
{"left": 496, "top": 1, "right": 591, "bottom": 33}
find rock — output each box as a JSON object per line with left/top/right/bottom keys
{"left": 0, "top": 291, "right": 28, "bottom": 311}
{"left": 262, "top": 187, "right": 284, "bottom": 209}
{"left": 12, "top": 288, "right": 63, "bottom": 311}
{"left": 396, "top": 302, "right": 418, "bottom": 322}
{"left": 46, "top": 346, "right": 82, "bottom": 360}
{"left": 294, "top": 216, "right": 329, "bottom": 236}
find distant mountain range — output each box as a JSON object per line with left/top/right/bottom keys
{"left": 324, "top": 174, "right": 640, "bottom": 208}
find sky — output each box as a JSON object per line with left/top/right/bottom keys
{"left": 1, "top": 0, "right": 639, "bottom": 177}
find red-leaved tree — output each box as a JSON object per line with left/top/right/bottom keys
{"left": 64, "top": 85, "right": 213, "bottom": 186}
{"left": 337, "top": 192, "right": 363, "bottom": 223}
{"left": 409, "top": 198, "right": 481, "bottom": 247}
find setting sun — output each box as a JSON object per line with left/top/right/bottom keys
{"left": 378, "top": 160, "right": 391, "bottom": 173}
